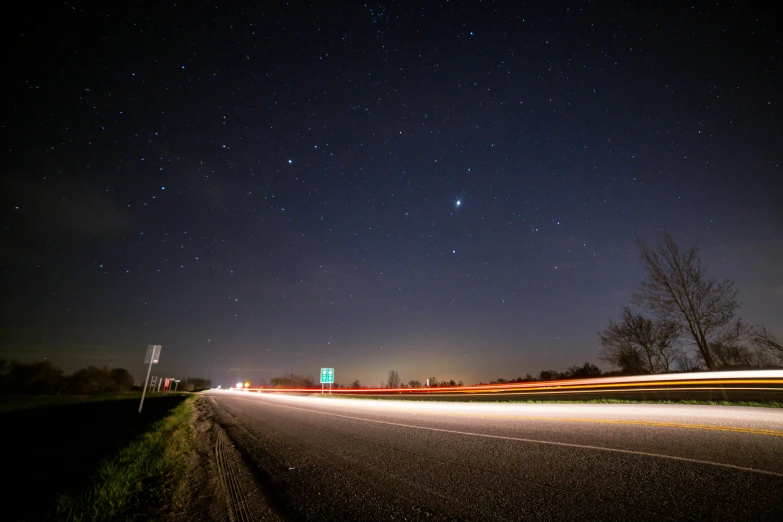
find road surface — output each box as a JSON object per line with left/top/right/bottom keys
{"left": 203, "top": 391, "right": 783, "bottom": 521}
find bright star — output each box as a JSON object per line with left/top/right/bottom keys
{"left": 456, "top": 199, "right": 461, "bottom": 207}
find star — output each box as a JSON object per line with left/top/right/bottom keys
{"left": 456, "top": 199, "right": 461, "bottom": 207}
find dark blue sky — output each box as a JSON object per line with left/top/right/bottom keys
{"left": 2, "top": 1, "right": 781, "bottom": 387}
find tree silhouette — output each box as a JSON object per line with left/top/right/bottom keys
{"left": 387, "top": 370, "right": 401, "bottom": 388}
{"left": 751, "top": 325, "right": 783, "bottom": 365}
{"left": 599, "top": 306, "right": 682, "bottom": 373}
{"left": 564, "top": 362, "right": 602, "bottom": 378}
{"left": 633, "top": 230, "right": 740, "bottom": 370}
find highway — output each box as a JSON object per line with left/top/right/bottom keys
{"left": 204, "top": 391, "right": 783, "bottom": 521}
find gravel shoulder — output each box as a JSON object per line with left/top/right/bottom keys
{"left": 171, "top": 397, "right": 283, "bottom": 522}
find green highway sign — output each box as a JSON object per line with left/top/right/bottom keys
{"left": 320, "top": 368, "right": 334, "bottom": 384}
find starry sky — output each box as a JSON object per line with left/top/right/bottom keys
{"left": 2, "top": 1, "right": 781, "bottom": 387}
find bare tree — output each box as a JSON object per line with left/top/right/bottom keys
{"left": 387, "top": 370, "right": 401, "bottom": 388}
{"left": 349, "top": 379, "right": 362, "bottom": 389}
{"left": 751, "top": 324, "right": 783, "bottom": 365}
{"left": 599, "top": 317, "right": 640, "bottom": 374}
{"left": 675, "top": 352, "right": 702, "bottom": 372}
{"left": 709, "top": 319, "right": 759, "bottom": 368}
{"left": 655, "top": 322, "right": 683, "bottom": 372}
{"left": 599, "top": 307, "right": 682, "bottom": 374}
{"left": 632, "top": 230, "right": 739, "bottom": 370}
{"left": 408, "top": 379, "right": 421, "bottom": 387}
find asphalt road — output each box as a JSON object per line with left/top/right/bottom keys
{"left": 205, "top": 391, "right": 783, "bottom": 521}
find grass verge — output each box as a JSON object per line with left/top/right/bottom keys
{"left": 55, "top": 396, "right": 195, "bottom": 521}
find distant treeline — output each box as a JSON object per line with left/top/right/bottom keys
{"left": 265, "top": 373, "right": 465, "bottom": 389}
{"left": 182, "top": 377, "right": 212, "bottom": 391}
{"left": 484, "top": 362, "right": 603, "bottom": 385}
{"left": 0, "top": 360, "right": 134, "bottom": 395}
{"left": 267, "top": 373, "right": 387, "bottom": 389}
{"left": 264, "top": 364, "right": 603, "bottom": 389}
{"left": 380, "top": 362, "right": 603, "bottom": 388}
{"left": 269, "top": 373, "right": 316, "bottom": 388}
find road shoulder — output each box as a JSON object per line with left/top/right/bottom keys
{"left": 171, "top": 396, "right": 283, "bottom": 522}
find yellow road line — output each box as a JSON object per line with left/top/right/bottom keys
{"left": 458, "top": 414, "right": 783, "bottom": 437}
{"left": 256, "top": 379, "right": 783, "bottom": 395}
{"left": 379, "top": 409, "right": 783, "bottom": 437}
{"left": 457, "top": 379, "right": 783, "bottom": 394}
{"left": 236, "top": 394, "right": 783, "bottom": 438}
{"left": 417, "top": 386, "right": 781, "bottom": 395}
{"left": 216, "top": 395, "right": 783, "bottom": 477}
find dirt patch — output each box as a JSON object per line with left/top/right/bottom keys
{"left": 170, "top": 397, "right": 282, "bottom": 522}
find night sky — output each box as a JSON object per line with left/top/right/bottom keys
{"left": 3, "top": 2, "right": 781, "bottom": 387}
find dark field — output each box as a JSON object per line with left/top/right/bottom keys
{"left": 0, "top": 395, "right": 187, "bottom": 521}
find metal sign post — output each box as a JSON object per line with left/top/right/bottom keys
{"left": 320, "top": 368, "right": 334, "bottom": 395}
{"left": 139, "top": 345, "right": 162, "bottom": 413}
